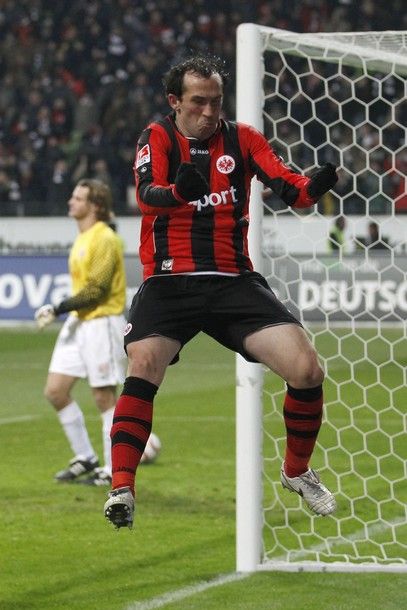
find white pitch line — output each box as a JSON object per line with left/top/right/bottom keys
{"left": 85, "top": 414, "right": 236, "bottom": 423}
{"left": 0, "top": 414, "right": 39, "bottom": 425}
{"left": 3, "top": 363, "right": 45, "bottom": 369}
{"left": 157, "top": 415, "right": 235, "bottom": 422}
{"left": 124, "top": 572, "right": 250, "bottom": 610}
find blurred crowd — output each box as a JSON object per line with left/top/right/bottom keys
{"left": 0, "top": 0, "right": 406, "bottom": 216}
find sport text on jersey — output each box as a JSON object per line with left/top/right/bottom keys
{"left": 188, "top": 185, "right": 238, "bottom": 212}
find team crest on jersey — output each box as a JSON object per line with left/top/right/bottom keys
{"left": 216, "top": 155, "right": 235, "bottom": 174}
{"left": 136, "top": 144, "right": 150, "bottom": 168}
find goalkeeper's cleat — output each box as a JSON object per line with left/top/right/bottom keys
{"left": 104, "top": 487, "right": 134, "bottom": 530}
{"left": 78, "top": 467, "right": 112, "bottom": 486}
{"left": 54, "top": 455, "right": 99, "bottom": 482}
{"left": 281, "top": 464, "right": 336, "bottom": 516}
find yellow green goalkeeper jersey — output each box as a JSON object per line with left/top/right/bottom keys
{"left": 67, "top": 221, "right": 126, "bottom": 320}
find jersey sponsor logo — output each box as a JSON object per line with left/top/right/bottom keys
{"left": 216, "top": 155, "right": 235, "bottom": 174}
{"left": 189, "top": 186, "right": 238, "bottom": 212}
{"left": 124, "top": 323, "right": 132, "bottom": 336}
{"left": 136, "top": 144, "right": 151, "bottom": 168}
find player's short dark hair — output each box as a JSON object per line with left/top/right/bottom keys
{"left": 77, "top": 178, "right": 113, "bottom": 222}
{"left": 163, "top": 54, "right": 229, "bottom": 98}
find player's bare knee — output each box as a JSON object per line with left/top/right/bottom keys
{"left": 288, "top": 353, "right": 324, "bottom": 388}
{"left": 92, "top": 387, "right": 115, "bottom": 411}
{"left": 44, "top": 384, "right": 66, "bottom": 408}
{"left": 128, "top": 352, "right": 160, "bottom": 382}
{"left": 44, "top": 383, "right": 55, "bottom": 404}
{"left": 307, "top": 362, "right": 324, "bottom": 387}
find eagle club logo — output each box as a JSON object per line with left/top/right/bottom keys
{"left": 136, "top": 144, "right": 150, "bottom": 168}
{"left": 216, "top": 155, "right": 235, "bottom": 174}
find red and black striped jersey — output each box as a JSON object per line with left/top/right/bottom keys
{"left": 134, "top": 113, "right": 316, "bottom": 280}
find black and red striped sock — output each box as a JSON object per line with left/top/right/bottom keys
{"left": 283, "top": 384, "right": 323, "bottom": 478}
{"left": 111, "top": 376, "right": 158, "bottom": 493}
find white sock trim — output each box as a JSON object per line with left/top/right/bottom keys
{"left": 57, "top": 401, "right": 96, "bottom": 460}
{"left": 101, "top": 406, "right": 115, "bottom": 475}
{"left": 57, "top": 401, "right": 83, "bottom": 425}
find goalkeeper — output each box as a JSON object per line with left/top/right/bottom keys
{"left": 35, "top": 179, "right": 128, "bottom": 486}
{"left": 104, "top": 54, "right": 338, "bottom": 529}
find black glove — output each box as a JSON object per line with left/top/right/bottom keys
{"left": 174, "top": 162, "right": 209, "bottom": 201}
{"left": 307, "top": 163, "right": 338, "bottom": 199}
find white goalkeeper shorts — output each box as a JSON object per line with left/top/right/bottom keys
{"left": 49, "top": 314, "right": 127, "bottom": 388}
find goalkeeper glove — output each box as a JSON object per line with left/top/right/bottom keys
{"left": 173, "top": 162, "right": 209, "bottom": 201}
{"left": 307, "top": 163, "right": 338, "bottom": 200}
{"left": 34, "top": 304, "right": 56, "bottom": 329}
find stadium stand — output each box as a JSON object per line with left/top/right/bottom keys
{"left": 0, "top": 0, "right": 405, "bottom": 216}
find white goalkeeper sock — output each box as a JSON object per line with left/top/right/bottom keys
{"left": 101, "top": 406, "right": 114, "bottom": 475}
{"left": 57, "top": 401, "right": 96, "bottom": 461}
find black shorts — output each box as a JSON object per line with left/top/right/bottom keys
{"left": 125, "top": 272, "right": 301, "bottom": 364}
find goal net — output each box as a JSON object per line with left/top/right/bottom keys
{"left": 235, "top": 24, "right": 407, "bottom": 573}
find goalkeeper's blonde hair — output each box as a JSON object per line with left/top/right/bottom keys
{"left": 77, "top": 178, "right": 113, "bottom": 222}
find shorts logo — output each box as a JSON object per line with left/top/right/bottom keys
{"left": 98, "top": 362, "right": 110, "bottom": 377}
{"left": 161, "top": 259, "right": 173, "bottom": 271}
{"left": 136, "top": 144, "right": 150, "bottom": 168}
{"left": 216, "top": 155, "right": 235, "bottom": 174}
{"left": 124, "top": 323, "right": 132, "bottom": 336}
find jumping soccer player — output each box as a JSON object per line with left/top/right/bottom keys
{"left": 104, "top": 55, "right": 338, "bottom": 529}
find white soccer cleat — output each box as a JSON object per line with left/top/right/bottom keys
{"left": 104, "top": 486, "right": 135, "bottom": 530}
{"left": 281, "top": 464, "right": 336, "bottom": 516}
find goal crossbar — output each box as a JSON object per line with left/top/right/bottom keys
{"left": 257, "top": 26, "right": 407, "bottom": 75}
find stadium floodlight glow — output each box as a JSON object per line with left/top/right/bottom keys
{"left": 236, "top": 23, "right": 407, "bottom": 574}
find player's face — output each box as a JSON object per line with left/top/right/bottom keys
{"left": 68, "top": 185, "right": 93, "bottom": 219}
{"left": 169, "top": 71, "right": 223, "bottom": 141}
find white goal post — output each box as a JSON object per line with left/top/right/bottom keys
{"left": 235, "top": 24, "right": 407, "bottom": 573}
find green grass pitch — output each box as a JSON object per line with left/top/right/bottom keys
{"left": 0, "top": 326, "right": 405, "bottom": 609}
